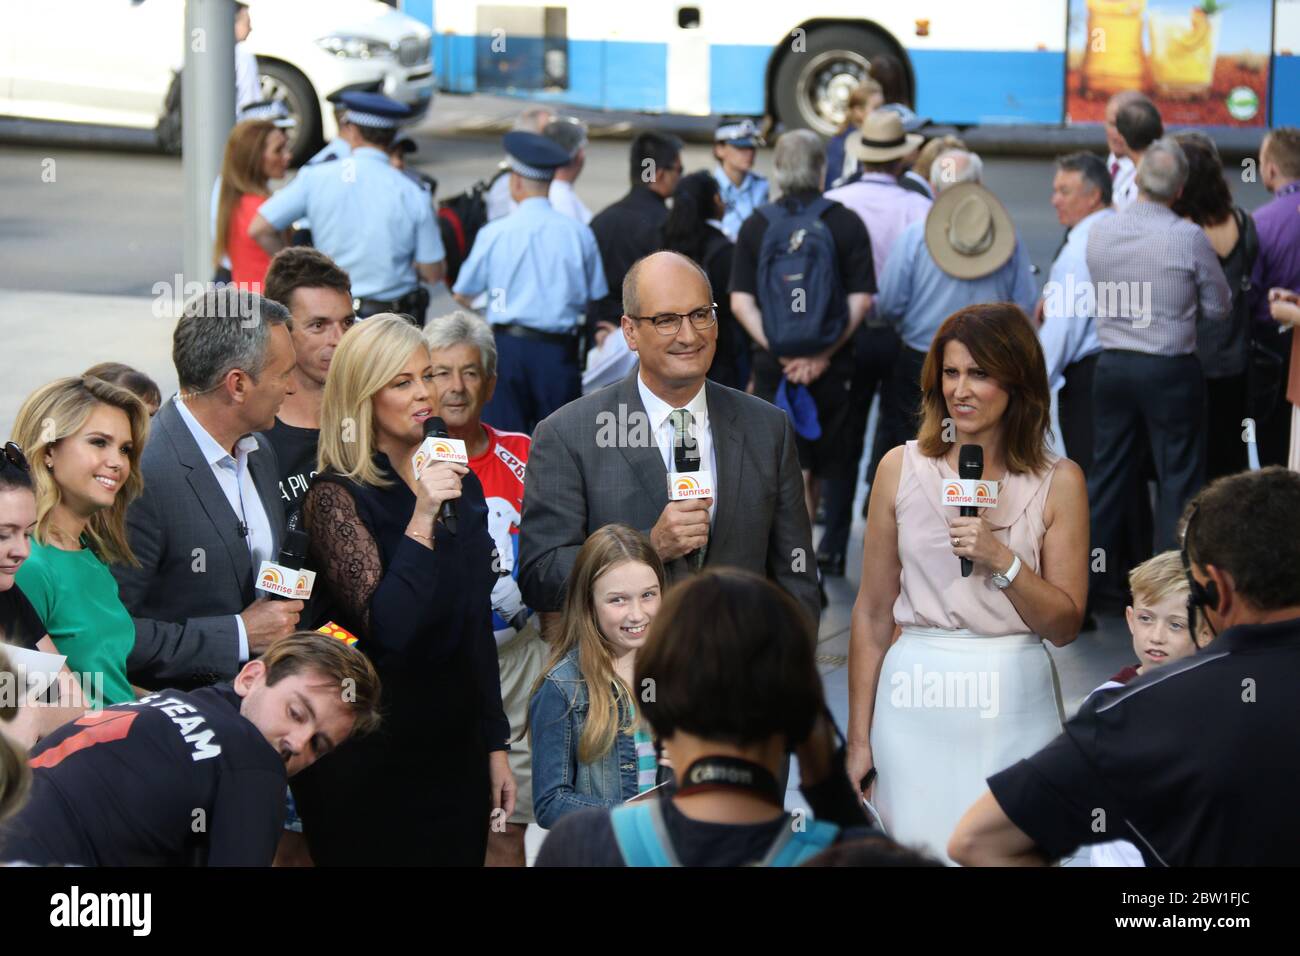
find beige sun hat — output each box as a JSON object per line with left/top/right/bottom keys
{"left": 923, "top": 182, "right": 1017, "bottom": 280}
{"left": 847, "top": 110, "right": 925, "bottom": 163}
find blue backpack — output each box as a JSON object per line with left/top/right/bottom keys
{"left": 610, "top": 800, "right": 840, "bottom": 867}
{"left": 755, "top": 197, "right": 847, "bottom": 357}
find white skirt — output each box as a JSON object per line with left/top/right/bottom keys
{"left": 870, "top": 626, "right": 1065, "bottom": 864}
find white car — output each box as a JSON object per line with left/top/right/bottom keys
{"left": 0, "top": 0, "right": 435, "bottom": 165}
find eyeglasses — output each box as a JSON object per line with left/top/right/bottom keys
{"left": 629, "top": 304, "right": 718, "bottom": 336}
{"left": 1, "top": 441, "right": 29, "bottom": 473}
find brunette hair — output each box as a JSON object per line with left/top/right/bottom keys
{"left": 214, "top": 119, "right": 282, "bottom": 267}
{"left": 916, "top": 303, "right": 1053, "bottom": 475}
{"left": 635, "top": 569, "right": 823, "bottom": 748}
{"left": 259, "top": 631, "right": 383, "bottom": 737}
{"left": 83, "top": 362, "right": 162, "bottom": 412}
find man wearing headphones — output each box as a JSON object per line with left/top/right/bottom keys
{"left": 947, "top": 466, "right": 1300, "bottom": 866}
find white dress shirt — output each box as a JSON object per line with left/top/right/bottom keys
{"left": 1108, "top": 153, "right": 1138, "bottom": 211}
{"left": 637, "top": 375, "right": 717, "bottom": 527}
{"left": 548, "top": 178, "right": 592, "bottom": 224}
{"left": 174, "top": 396, "right": 276, "bottom": 661}
{"left": 234, "top": 41, "right": 260, "bottom": 114}
{"left": 1039, "top": 207, "right": 1110, "bottom": 391}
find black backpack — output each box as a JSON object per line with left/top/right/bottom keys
{"left": 437, "top": 166, "right": 508, "bottom": 286}
{"left": 755, "top": 197, "right": 847, "bottom": 357}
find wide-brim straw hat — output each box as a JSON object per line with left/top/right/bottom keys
{"left": 848, "top": 110, "right": 924, "bottom": 163}
{"left": 923, "top": 182, "right": 1017, "bottom": 280}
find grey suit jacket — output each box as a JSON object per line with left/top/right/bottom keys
{"left": 113, "top": 399, "right": 286, "bottom": 688}
{"left": 519, "top": 371, "right": 819, "bottom": 622}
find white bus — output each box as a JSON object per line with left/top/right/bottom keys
{"left": 413, "top": 0, "right": 1298, "bottom": 131}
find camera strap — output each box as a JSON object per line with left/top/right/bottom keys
{"left": 676, "top": 756, "right": 784, "bottom": 809}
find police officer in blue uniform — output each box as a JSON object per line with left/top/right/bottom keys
{"left": 712, "top": 119, "right": 769, "bottom": 241}
{"left": 250, "top": 91, "right": 445, "bottom": 322}
{"left": 452, "top": 131, "right": 608, "bottom": 434}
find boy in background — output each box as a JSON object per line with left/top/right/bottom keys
{"left": 1088, "top": 551, "right": 1201, "bottom": 866}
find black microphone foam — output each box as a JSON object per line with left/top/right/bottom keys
{"left": 425, "top": 415, "right": 458, "bottom": 535}
{"left": 957, "top": 444, "right": 983, "bottom": 578}
{"left": 279, "top": 528, "right": 310, "bottom": 571}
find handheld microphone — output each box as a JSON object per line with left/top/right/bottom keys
{"left": 423, "top": 416, "right": 458, "bottom": 536}
{"left": 255, "top": 527, "right": 315, "bottom": 602}
{"left": 671, "top": 419, "right": 706, "bottom": 570}
{"left": 958, "top": 444, "right": 983, "bottom": 579}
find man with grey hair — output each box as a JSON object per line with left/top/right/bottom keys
{"left": 543, "top": 116, "right": 591, "bottom": 224}
{"left": 112, "top": 288, "right": 303, "bottom": 689}
{"left": 731, "top": 129, "right": 876, "bottom": 531}
{"left": 1084, "top": 136, "right": 1232, "bottom": 612}
{"left": 424, "top": 309, "right": 546, "bottom": 867}
{"left": 928, "top": 148, "right": 984, "bottom": 192}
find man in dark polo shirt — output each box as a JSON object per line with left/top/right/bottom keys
{"left": 0, "top": 633, "right": 379, "bottom": 866}
{"left": 261, "top": 248, "right": 356, "bottom": 524}
{"left": 949, "top": 467, "right": 1300, "bottom": 866}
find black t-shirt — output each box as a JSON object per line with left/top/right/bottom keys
{"left": 538, "top": 799, "right": 794, "bottom": 867}
{"left": 266, "top": 418, "right": 320, "bottom": 522}
{"left": 0, "top": 684, "right": 287, "bottom": 866}
{"left": 988, "top": 617, "right": 1300, "bottom": 866}
{"left": 0, "top": 584, "right": 46, "bottom": 650}
{"left": 730, "top": 191, "right": 877, "bottom": 299}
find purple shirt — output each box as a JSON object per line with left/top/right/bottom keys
{"left": 1250, "top": 182, "right": 1300, "bottom": 325}
{"left": 824, "top": 173, "right": 933, "bottom": 273}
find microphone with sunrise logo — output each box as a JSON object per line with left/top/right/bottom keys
{"left": 669, "top": 420, "right": 709, "bottom": 571}
{"left": 256, "top": 525, "right": 317, "bottom": 602}
{"left": 958, "top": 443, "right": 983, "bottom": 578}
{"left": 419, "top": 416, "right": 458, "bottom": 536}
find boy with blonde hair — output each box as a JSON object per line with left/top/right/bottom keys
{"left": 1088, "top": 550, "right": 1201, "bottom": 865}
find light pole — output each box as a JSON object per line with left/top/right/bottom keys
{"left": 181, "top": 0, "right": 236, "bottom": 291}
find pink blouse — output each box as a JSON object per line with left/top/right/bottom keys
{"left": 892, "top": 441, "right": 1060, "bottom": 636}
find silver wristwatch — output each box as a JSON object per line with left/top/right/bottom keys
{"left": 992, "top": 554, "right": 1022, "bottom": 590}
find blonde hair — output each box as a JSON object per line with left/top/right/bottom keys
{"left": 1128, "top": 550, "right": 1189, "bottom": 608}
{"left": 12, "top": 375, "right": 150, "bottom": 567}
{"left": 526, "top": 525, "right": 666, "bottom": 764}
{"left": 317, "top": 314, "right": 428, "bottom": 488}
{"left": 214, "top": 119, "right": 280, "bottom": 268}
{"left": 913, "top": 134, "right": 967, "bottom": 183}
{"left": 837, "top": 78, "right": 884, "bottom": 134}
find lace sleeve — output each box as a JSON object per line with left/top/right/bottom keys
{"left": 303, "top": 480, "right": 382, "bottom": 636}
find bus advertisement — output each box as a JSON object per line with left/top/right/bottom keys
{"left": 410, "top": 0, "right": 1300, "bottom": 132}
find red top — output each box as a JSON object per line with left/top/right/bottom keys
{"left": 227, "top": 192, "right": 271, "bottom": 292}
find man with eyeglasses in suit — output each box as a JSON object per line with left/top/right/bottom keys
{"left": 519, "top": 250, "right": 820, "bottom": 625}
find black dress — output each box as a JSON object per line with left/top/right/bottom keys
{"left": 291, "top": 452, "right": 508, "bottom": 865}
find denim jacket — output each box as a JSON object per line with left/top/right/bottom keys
{"left": 529, "top": 647, "right": 640, "bottom": 829}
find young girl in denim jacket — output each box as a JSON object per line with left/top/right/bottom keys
{"left": 527, "top": 524, "right": 665, "bottom": 829}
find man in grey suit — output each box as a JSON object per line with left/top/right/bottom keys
{"left": 113, "top": 289, "right": 304, "bottom": 688}
{"left": 519, "top": 251, "right": 820, "bottom": 623}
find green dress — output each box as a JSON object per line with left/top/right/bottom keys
{"left": 15, "top": 537, "right": 136, "bottom": 706}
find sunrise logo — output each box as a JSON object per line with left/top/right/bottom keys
{"left": 975, "top": 482, "right": 991, "bottom": 499}
{"left": 675, "top": 475, "right": 702, "bottom": 494}
{"left": 432, "top": 440, "right": 455, "bottom": 456}
{"left": 413, "top": 450, "right": 429, "bottom": 472}
{"left": 295, "top": 575, "right": 309, "bottom": 591}
{"left": 260, "top": 567, "right": 284, "bottom": 588}
{"left": 943, "top": 481, "right": 963, "bottom": 501}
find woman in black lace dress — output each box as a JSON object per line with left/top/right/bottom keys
{"left": 292, "top": 315, "right": 511, "bottom": 865}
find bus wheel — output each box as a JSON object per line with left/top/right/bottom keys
{"left": 772, "top": 25, "right": 904, "bottom": 136}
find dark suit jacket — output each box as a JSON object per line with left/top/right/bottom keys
{"left": 113, "top": 399, "right": 286, "bottom": 688}
{"left": 518, "top": 371, "right": 820, "bottom": 622}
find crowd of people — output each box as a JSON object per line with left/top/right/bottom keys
{"left": 2, "top": 72, "right": 1300, "bottom": 868}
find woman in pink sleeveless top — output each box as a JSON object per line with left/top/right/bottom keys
{"left": 847, "top": 303, "right": 1089, "bottom": 863}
